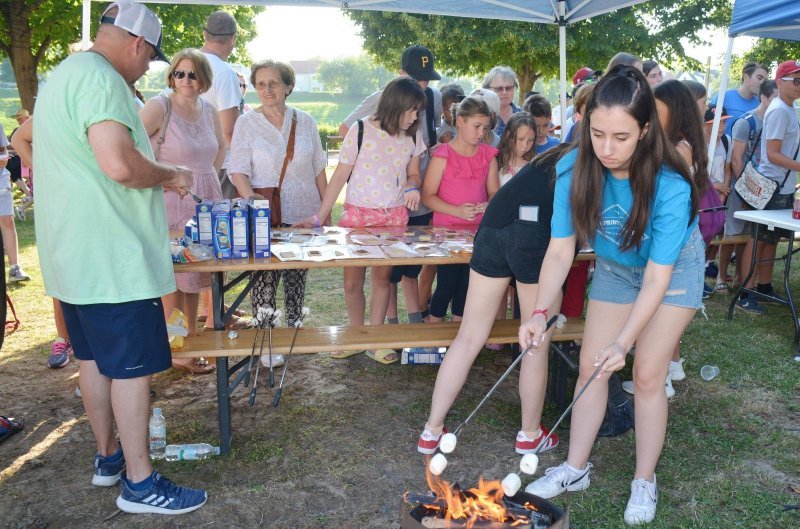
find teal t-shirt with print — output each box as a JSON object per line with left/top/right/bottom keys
{"left": 551, "top": 148, "right": 697, "bottom": 267}
{"left": 33, "top": 52, "right": 175, "bottom": 304}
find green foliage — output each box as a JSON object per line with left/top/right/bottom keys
{"left": 736, "top": 39, "right": 800, "bottom": 72}
{"left": 346, "top": 0, "right": 732, "bottom": 93}
{"left": 317, "top": 55, "right": 394, "bottom": 97}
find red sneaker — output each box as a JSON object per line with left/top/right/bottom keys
{"left": 515, "top": 426, "right": 559, "bottom": 454}
{"left": 417, "top": 427, "right": 447, "bottom": 455}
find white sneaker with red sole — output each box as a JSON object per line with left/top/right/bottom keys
{"left": 515, "top": 426, "right": 559, "bottom": 454}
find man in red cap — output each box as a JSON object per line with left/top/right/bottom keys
{"left": 737, "top": 60, "right": 800, "bottom": 315}
{"left": 572, "top": 66, "right": 600, "bottom": 86}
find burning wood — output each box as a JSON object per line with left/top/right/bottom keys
{"left": 400, "top": 467, "right": 567, "bottom": 529}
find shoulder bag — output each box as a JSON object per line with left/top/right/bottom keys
{"left": 734, "top": 128, "right": 800, "bottom": 210}
{"left": 252, "top": 109, "right": 297, "bottom": 227}
{"left": 153, "top": 94, "right": 172, "bottom": 160}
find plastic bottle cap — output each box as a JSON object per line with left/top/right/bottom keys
{"left": 153, "top": 408, "right": 162, "bottom": 415}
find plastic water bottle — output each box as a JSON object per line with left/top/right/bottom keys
{"left": 148, "top": 408, "right": 167, "bottom": 460}
{"left": 164, "top": 443, "right": 220, "bottom": 461}
{"left": 793, "top": 184, "right": 800, "bottom": 219}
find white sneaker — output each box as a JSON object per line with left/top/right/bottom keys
{"left": 8, "top": 264, "right": 30, "bottom": 282}
{"left": 624, "top": 475, "right": 658, "bottom": 525}
{"left": 665, "top": 377, "right": 675, "bottom": 398}
{"left": 668, "top": 358, "right": 686, "bottom": 381}
{"left": 622, "top": 378, "right": 674, "bottom": 398}
{"left": 524, "top": 461, "right": 592, "bottom": 499}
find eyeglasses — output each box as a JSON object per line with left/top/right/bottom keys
{"left": 172, "top": 70, "right": 198, "bottom": 81}
{"left": 255, "top": 80, "right": 284, "bottom": 90}
{"left": 781, "top": 77, "right": 800, "bottom": 86}
{"left": 239, "top": 83, "right": 247, "bottom": 89}
{"left": 489, "top": 85, "right": 515, "bottom": 93}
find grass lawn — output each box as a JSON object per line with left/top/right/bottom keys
{"left": 1, "top": 202, "right": 799, "bottom": 527}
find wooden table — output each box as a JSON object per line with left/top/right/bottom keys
{"left": 173, "top": 228, "right": 595, "bottom": 453}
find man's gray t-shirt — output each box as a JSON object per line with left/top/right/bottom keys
{"left": 758, "top": 97, "right": 799, "bottom": 194}
{"left": 342, "top": 85, "right": 442, "bottom": 217}
{"left": 731, "top": 111, "right": 764, "bottom": 170}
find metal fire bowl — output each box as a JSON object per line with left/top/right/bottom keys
{"left": 400, "top": 490, "right": 571, "bottom": 529}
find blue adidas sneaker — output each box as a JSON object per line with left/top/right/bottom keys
{"left": 116, "top": 471, "right": 207, "bottom": 515}
{"left": 92, "top": 448, "right": 126, "bottom": 486}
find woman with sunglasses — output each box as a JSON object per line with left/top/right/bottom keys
{"left": 140, "top": 48, "right": 228, "bottom": 374}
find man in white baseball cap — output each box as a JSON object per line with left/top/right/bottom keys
{"left": 31, "top": 0, "right": 206, "bottom": 515}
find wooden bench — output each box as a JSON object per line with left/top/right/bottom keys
{"left": 175, "top": 319, "right": 585, "bottom": 454}
{"left": 709, "top": 234, "right": 750, "bottom": 247}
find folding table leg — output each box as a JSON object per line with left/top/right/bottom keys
{"left": 217, "top": 356, "right": 232, "bottom": 455}
{"left": 783, "top": 237, "right": 799, "bottom": 344}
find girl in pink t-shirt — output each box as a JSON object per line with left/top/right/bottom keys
{"left": 299, "top": 77, "right": 426, "bottom": 363}
{"left": 422, "top": 96, "right": 500, "bottom": 322}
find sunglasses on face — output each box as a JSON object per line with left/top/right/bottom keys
{"left": 172, "top": 70, "right": 197, "bottom": 81}
{"left": 239, "top": 83, "right": 247, "bottom": 89}
{"left": 489, "top": 85, "right": 515, "bottom": 93}
{"left": 781, "top": 77, "right": 800, "bottom": 86}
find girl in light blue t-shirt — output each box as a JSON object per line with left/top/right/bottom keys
{"left": 519, "top": 65, "right": 703, "bottom": 526}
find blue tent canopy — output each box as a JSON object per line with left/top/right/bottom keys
{"left": 729, "top": 0, "right": 800, "bottom": 41}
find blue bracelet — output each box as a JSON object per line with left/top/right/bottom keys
{"left": 404, "top": 187, "right": 418, "bottom": 193}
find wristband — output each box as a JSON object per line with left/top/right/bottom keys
{"left": 312, "top": 214, "right": 320, "bottom": 227}
{"left": 531, "top": 308, "right": 548, "bottom": 319}
{"left": 404, "top": 186, "right": 419, "bottom": 194}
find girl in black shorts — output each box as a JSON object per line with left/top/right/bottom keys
{"left": 417, "top": 144, "right": 569, "bottom": 456}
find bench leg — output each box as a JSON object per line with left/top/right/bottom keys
{"left": 217, "top": 356, "right": 232, "bottom": 455}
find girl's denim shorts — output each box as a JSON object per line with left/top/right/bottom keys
{"left": 589, "top": 228, "right": 704, "bottom": 309}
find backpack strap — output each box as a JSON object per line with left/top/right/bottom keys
{"left": 720, "top": 134, "right": 729, "bottom": 156}
{"left": 347, "top": 119, "right": 365, "bottom": 184}
{"left": 424, "top": 87, "right": 436, "bottom": 148}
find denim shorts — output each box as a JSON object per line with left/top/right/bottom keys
{"left": 470, "top": 220, "right": 548, "bottom": 284}
{"left": 589, "top": 228, "right": 704, "bottom": 309}
{"left": 61, "top": 298, "right": 173, "bottom": 379}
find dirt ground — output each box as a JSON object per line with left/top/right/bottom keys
{"left": 1, "top": 346, "right": 560, "bottom": 529}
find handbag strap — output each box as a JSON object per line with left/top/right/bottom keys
{"left": 277, "top": 109, "right": 297, "bottom": 190}
{"left": 153, "top": 94, "right": 172, "bottom": 159}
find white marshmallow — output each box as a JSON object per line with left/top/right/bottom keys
{"left": 301, "top": 306, "right": 310, "bottom": 316}
{"left": 519, "top": 453, "right": 539, "bottom": 475}
{"left": 429, "top": 453, "right": 448, "bottom": 476}
{"left": 439, "top": 433, "right": 457, "bottom": 454}
{"left": 501, "top": 472, "right": 521, "bottom": 497}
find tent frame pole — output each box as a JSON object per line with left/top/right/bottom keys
{"left": 707, "top": 37, "right": 735, "bottom": 174}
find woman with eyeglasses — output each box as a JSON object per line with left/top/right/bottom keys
{"left": 140, "top": 48, "right": 228, "bottom": 374}
{"left": 229, "top": 60, "right": 328, "bottom": 336}
{"left": 483, "top": 66, "right": 522, "bottom": 136}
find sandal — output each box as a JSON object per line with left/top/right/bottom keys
{"left": 172, "top": 359, "right": 215, "bottom": 375}
{"left": 714, "top": 282, "right": 730, "bottom": 293}
{"left": 330, "top": 350, "right": 363, "bottom": 359}
{"left": 198, "top": 306, "right": 248, "bottom": 322}
{"left": 365, "top": 349, "right": 400, "bottom": 365}
{"left": 203, "top": 314, "right": 252, "bottom": 331}
{"left": 0, "top": 415, "right": 24, "bottom": 444}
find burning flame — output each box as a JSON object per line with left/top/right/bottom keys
{"left": 416, "top": 465, "right": 534, "bottom": 528}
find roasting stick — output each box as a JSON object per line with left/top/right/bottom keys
{"left": 249, "top": 309, "right": 281, "bottom": 407}
{"left": 502, "top": 361, "right": 605, "bottom": 496}
{"left": 429, "top": 317, "right": 558, "bottom": 476}
{"left": 243, "top": 307, "right": 271, "bottom": 389}
{"left": 272, "top": 306, "right": 310, "bottom": 407}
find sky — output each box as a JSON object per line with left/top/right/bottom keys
{"left": 246, "top": 6, "right": 757, "bottom": 71}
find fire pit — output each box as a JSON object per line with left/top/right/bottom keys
{"left": 401, "top": 472, "right": 570, "bottom": 529}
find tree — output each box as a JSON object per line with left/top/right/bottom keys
{"left": 347, "top": 0, "right": 731, "bottom": 101}
{"left": 317, "top": 55, "right": 394, "bottom": 96}
{"left": 0, "top": 1, "right": 263, "bottom": 112}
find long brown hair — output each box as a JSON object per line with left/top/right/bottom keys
{"left": 497, "top": 112, "right": 537, "bottom": 169}
{"left": 653, "top": 80, "right": 709, "bottom": 195}
{"left": 573, "top": 65, "right": 698, "bottom": 251}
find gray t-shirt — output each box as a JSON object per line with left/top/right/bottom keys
{"left": 758, "top": 97, "right": 799, "bottom": 194}
{"left": 731, "top": 111, "right": 764, "bottom": 170}
{"left": 342, "top": 84, "right": 442, "bottom": 217}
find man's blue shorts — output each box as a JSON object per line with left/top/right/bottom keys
{"left": 61, "top": 298, "right": 172, "bottom": 379}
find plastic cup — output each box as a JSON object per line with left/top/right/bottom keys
{"left": 700, "top": 365, "right": 720, "bottom": 381}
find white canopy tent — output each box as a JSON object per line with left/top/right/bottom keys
{"left": 707, "top": 0, "right": 800, "bottom": 172}
{"left": 81, "top": 0, "right": 652, "bottom": 129}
